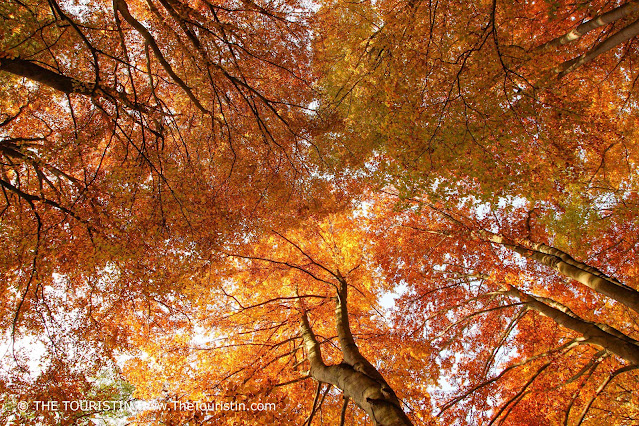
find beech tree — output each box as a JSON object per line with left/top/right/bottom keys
{"left": 2, "top": 0, "right": 639, "bottom": 425}
{"left": 370, "top": 193, "right": 639, "bottom": 424}
{"left": 0, "top": 0, "right": 330, "bottom": 422}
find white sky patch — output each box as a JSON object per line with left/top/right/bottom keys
{"left": 378, "top": 282, "right": 408, "bottom": 312}
{"left": 0, "top": 332, "right": 49, "bottom": 381}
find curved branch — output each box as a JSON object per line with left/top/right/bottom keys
{"left": 437, "top": 339, "right": 580, "bottom": 417}
{"left": 112, "top": 0, "right": 209, "bottom": 113}
{"left": 575, "top": 364, "right": 639, "bottom": 425}
{"left": 0, "top": 57, "right": 95, "bottom": 95}
{"left": 298, "top": 291, "right": 413, "bottom": 425}
{"left": 556, "top": 17, "right": 639, "bottom": 78}
{"left": 507, "top": 285, "right": 639, "bottom": 364}
{"left": 480, "top": 232, "right": 639, "bottom": 315}
{"left": 538, "top": 1, "right": 639, "bottom": 50}
{"left": 0, "top": 57, "right": 148, "bottom": 112}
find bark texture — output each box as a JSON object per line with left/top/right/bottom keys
{"left": 506, "top": 285, "right": 639, "bottom": 365}
{"left": 0, "top": 57, "right": 95, "bottom": 95}
{"left": 538, "top": 1, "right": 639, "bottom": 50}
{"left": 556, "top": 17, "right": 639, "bottom": 77}
{"left": 480, "top": 232, "right": 639, "bottom": 315}
{"left": 299, "top": 278, "right": 413, "bottom": 426}
{"left": 0, "top": 57, "right": 147, "bottom": 112}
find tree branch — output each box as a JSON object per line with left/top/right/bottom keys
{"left": 556, "top": 17, "right": 639, "bottom": 78}
{"left": 480, "top": 231, "right": 639, "bottom": 315}
{"left": 538, "top": 1, "right": 639, "bottom": 50}
{"left": 112, "top": 0, "right": 209, "bottom": 113}
{"left": 507, "top": 285, "right": 639, "bottom": 364}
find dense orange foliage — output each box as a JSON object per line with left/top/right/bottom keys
{"left": 1, "top": 0, "right": 638, "bottom": 424}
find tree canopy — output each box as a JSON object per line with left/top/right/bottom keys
{"left": 1, "top": 0, "right": 639, "bottom": 424}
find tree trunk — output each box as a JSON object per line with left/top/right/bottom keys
{"left": 298, "top": 278, "right": 413, "bottom": 426}
{"left": 506, "top": 285, "right": 639, "bottom": 365}
{"left": 480, "top": 232, "right": 639, "bottom": 315}
{"left": 537, "top": 1, "right": 639, "bottom": 50}
{"left": 555, "top": 17, "right": 639, "bottom": 77}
